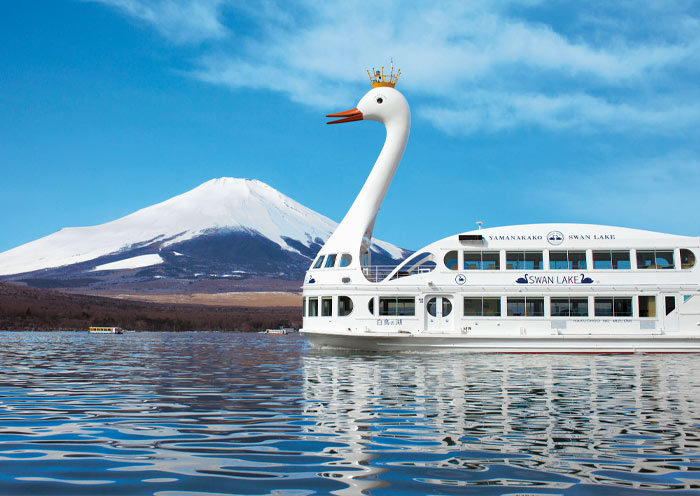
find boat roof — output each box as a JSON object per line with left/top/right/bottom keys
{"left": 418, "top": 223, "right": 699, "bottom": 252}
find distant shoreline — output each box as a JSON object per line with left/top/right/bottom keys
{"left": 0, "top": 283, "right": 301, "bottom": 333}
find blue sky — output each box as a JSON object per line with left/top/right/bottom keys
{"left": 1, "top": 0, "right": 699, "bottom": 253}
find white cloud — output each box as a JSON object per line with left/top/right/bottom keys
{"left": 91, "top": 0, "right": 700, "bottom": 135}
{"left": 419, "top": 91, "right": 700, "bottom": 134}
{"left": 89, "top": 0, "right": 228, "bottom": 43}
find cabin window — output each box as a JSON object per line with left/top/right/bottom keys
{"left": 593, "top": 250, "right": 631, "bottom": 269}
{"left": 379, "top": 297, "right": 415, "bottom": 316}
{"left": 681, "top": 249, "right": 696, "bottom": 270}
{"left": 464, "top": 297, "right": 501, "bottom": 317}
{"left": 638, "top": 296, "right": 656, "bottom": 317}
{"left": 685, "top": 295, "right": 694, "bottom": 302}
{"left": 368, "top": 298, "right": 375, "bottom": 315}
{"left": 308, "top": 297, "right": 319, "bottom": 317}
{"left": 321, "top": 297, "right": 333, "bottom": 316}
{"left": 313, "top": 256, "right": 325, "bottom": 269}
{"left": 637, "top": 250, "right": 674, "bottom": 269}
{"left": 463, "top": 251, "right": 500, "bottom": 270}
{"left": 444, "top": 251, "right": 458, "bottom": 270}
{"left": 427, "top": 297, "right": 451, "bottom": 317}
{"left": 506, "top": 251, "right": 543, "bottom": 270}
{"left": 302, "top": 297, "right": 306, "bottom": 317}
{"left": 338, "top": 296, "right": 353, "bottom": 316}
{"left": 549, "top": 251, "right": 586, "bottom": 270}
{"left": 325, "top": 254, "right": 337, "bottom": 268}
{"left": 340, "top": 254, "right": 353, "bottom": 267}
{"left": 594, "top": 297, "right": 632, "bottom": 317}
{"left": 550, "top": 297, "right": 588, "bottom": 317}
{"left": 666, "top": 296, "right": 676, "bottom": 315}
{"left": 507, "top": 297, "right": 544, "bottom": 317}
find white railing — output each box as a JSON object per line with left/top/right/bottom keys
{"left": 361, "top": 264, "right": 434, "bottom": 282}
{"left": 362, "top": 265, "right": 397, "bottom": 282}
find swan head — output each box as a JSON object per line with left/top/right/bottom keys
{"left": 327, "top": 87, "right": 410, "bottom": 126}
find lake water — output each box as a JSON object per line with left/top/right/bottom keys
{"left": 1, "top": 331, "right": 700, "bottom": 495}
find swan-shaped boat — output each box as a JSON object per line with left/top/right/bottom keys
{"left": 300, "top": 66, "right": 700, "bottom": 352}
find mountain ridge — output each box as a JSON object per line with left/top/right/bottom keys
{"left": 0, "top": 177, "right": 410, "bottom": 291}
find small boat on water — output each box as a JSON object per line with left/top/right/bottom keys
{"left": 300, "top": 66, "right": 700, "bottom": 352}
{"left": 263, "top": 328, "right": 294, "bottom": 335}
{"left": 88, "top": 326, "right": 123, "bottom": 334}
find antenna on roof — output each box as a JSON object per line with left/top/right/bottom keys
{"left": 476, "top": 221, "right": 483, "bottom": 230}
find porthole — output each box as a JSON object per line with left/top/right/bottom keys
{"left": 339, "top": 296, "right": 354, "bottom": 316}
{"left": 681, "top": 249, "right": 696, "bottom": 269}
{"left": 340, "top": 254, "right": 352, "bottom": 267}
{"left": 444, "top": 251, "right": 458, "bottom": 270}
{"left": 376, "top": 97, "right": 384, "bottom": 104}
{"left": 368, "top": 298, "right": 375, "bottom": 315}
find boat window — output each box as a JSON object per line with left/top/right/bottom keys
{"left": 612, "top": 251, "right": 631, "bottom": 269}
{"left": 321, "top": 297, "right": 333, "bottom": 317}
{"left": 681, "top": 249, "right": 696, "bottom": 269}
{"left": 666, "top": 296, "right": 676, "bottom": 315}
{"left": 427, "top": 297, "right": 452, "bottom": 316}
{"left": 308, "top": 297, "right": 319, "bottom": 317}
{"left": 594, "top": 250, "right": 631, "bottom": 269}
{"left": 442, "top": 298, "right": 452, "bottom": 317}
{"left": 656, "top": 251, "right": 674, "bottom": 269}
{"left": 592, "top": 251, "right": 612, "bottom": 269}
{"left": 506, "top": 251, "right": 543, "bottom": 270}
{"left": 340, "top": 254, "right": 353, "bottom": 267}
{"left": 313, "top": 256, "right": 325, "bottom": 269}
{"left": 427, "top": 298, "right": 437, "bottom": 317}
{"left": 594, "top": 297, "right": 632, "bottom": 317}
{"left": 463, "top": 251, "right": 499, "bottom": 270}
{"left": 368, "top": 298, "right": 375, "bottom": 315}
{"left": 507, "top": 297, "right": 544, "bottom": 316}
{"left": 638, "top": 296, "right": 656, "bottom": 317}
{"left": 685, "top": 295, "right": 694, "bottom": 302}
{"left": 444, "top": 251, "right": 458, "bottom": 270}
{"left": 302, "top": 297, "right": 306, "bottom": 317}
{"left": 551, "top": 297, "right": 588, "bottom": 317}
{"left": 325, "top": 254, "right": 337, "bottom": 268}
{"left": 550, "top": 251, "right": 586, "bottom": 270}
{"left": 392, "top": 252, "right": 436, "bottom": 279}
{"left": 464, "top": 297, "right": 501, "bottom": 316}
{"left": 379, "top": 297, "right": 415, "bottom": 316}
{"left": 338, "top": 296, "right": 353, "bottom": 316}
{"left": 637, "top": 250, "right": 674, "bottom": 269}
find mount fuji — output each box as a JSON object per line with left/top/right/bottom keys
{"left": 0, "top": 178, "right": 410, "bottom": 292}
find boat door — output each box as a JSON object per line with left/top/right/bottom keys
{"left": 662, "top": 294, "right": 679, "bottom": 332}
{"left": 425, "top": 296, "right": 453, "bottom": 332}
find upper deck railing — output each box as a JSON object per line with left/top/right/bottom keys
{"left": 362, "top": 264, "right": 435, "bottom": 283}
{"left": 362, "top": 265, "right": 397, "bottom": 283}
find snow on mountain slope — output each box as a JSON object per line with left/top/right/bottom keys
{"left": 0, "top": 178, "right": 406, "bottom": 276}
{"left": 91, "top": 254, "right": 164, "bottom": 272}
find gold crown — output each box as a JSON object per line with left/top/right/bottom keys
{"left": 367, "top": 65, "right": 401, "bottom": 88}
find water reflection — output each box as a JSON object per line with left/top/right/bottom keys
{"left": 301, "top": 350, "right": 700, "bottom": 494}
{"left": 0, "top": 331, "right": 699, "bottom": 495}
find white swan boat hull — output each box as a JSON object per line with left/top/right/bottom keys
{"left": 302, "top": 329, "right": 700, "bottom": 353}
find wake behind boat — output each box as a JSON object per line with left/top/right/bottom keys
{"left": 300, "top": 66, "right": 700, "bottom": 352}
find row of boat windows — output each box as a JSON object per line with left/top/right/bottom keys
{"left": 312, "top": 253, "right": 352, "bottom": 269}
{"left": 303, "top": 295, "right": 693, "bottom": 318}
{"left": 462, "top": 295, "right": 674, "bottom": 318}
{"left": 444, "top": 249, "right": 696, "bottom": 271}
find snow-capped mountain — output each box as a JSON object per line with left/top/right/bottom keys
{"left": 0, "top": 178, "right": 410, "bottom": 291}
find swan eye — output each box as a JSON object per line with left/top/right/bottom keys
{"left": 376, "top": 97, "right": 384, "bottom": 104}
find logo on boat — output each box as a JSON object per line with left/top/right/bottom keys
{"left": 455, "top": 274, "right": 466, "bottom": 285}
{"left": 547, "top": 231, "right": 564, "bottom": 245}
{"left": 516, "top": 273, "right": 594, "bottom": 285}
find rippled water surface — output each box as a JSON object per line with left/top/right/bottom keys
{"left": 2, "top": 331, "right": 700, "bottom": 495}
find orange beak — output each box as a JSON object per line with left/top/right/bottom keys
{"left": 326, "top": 108, "right": 363, "bottom": 125}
